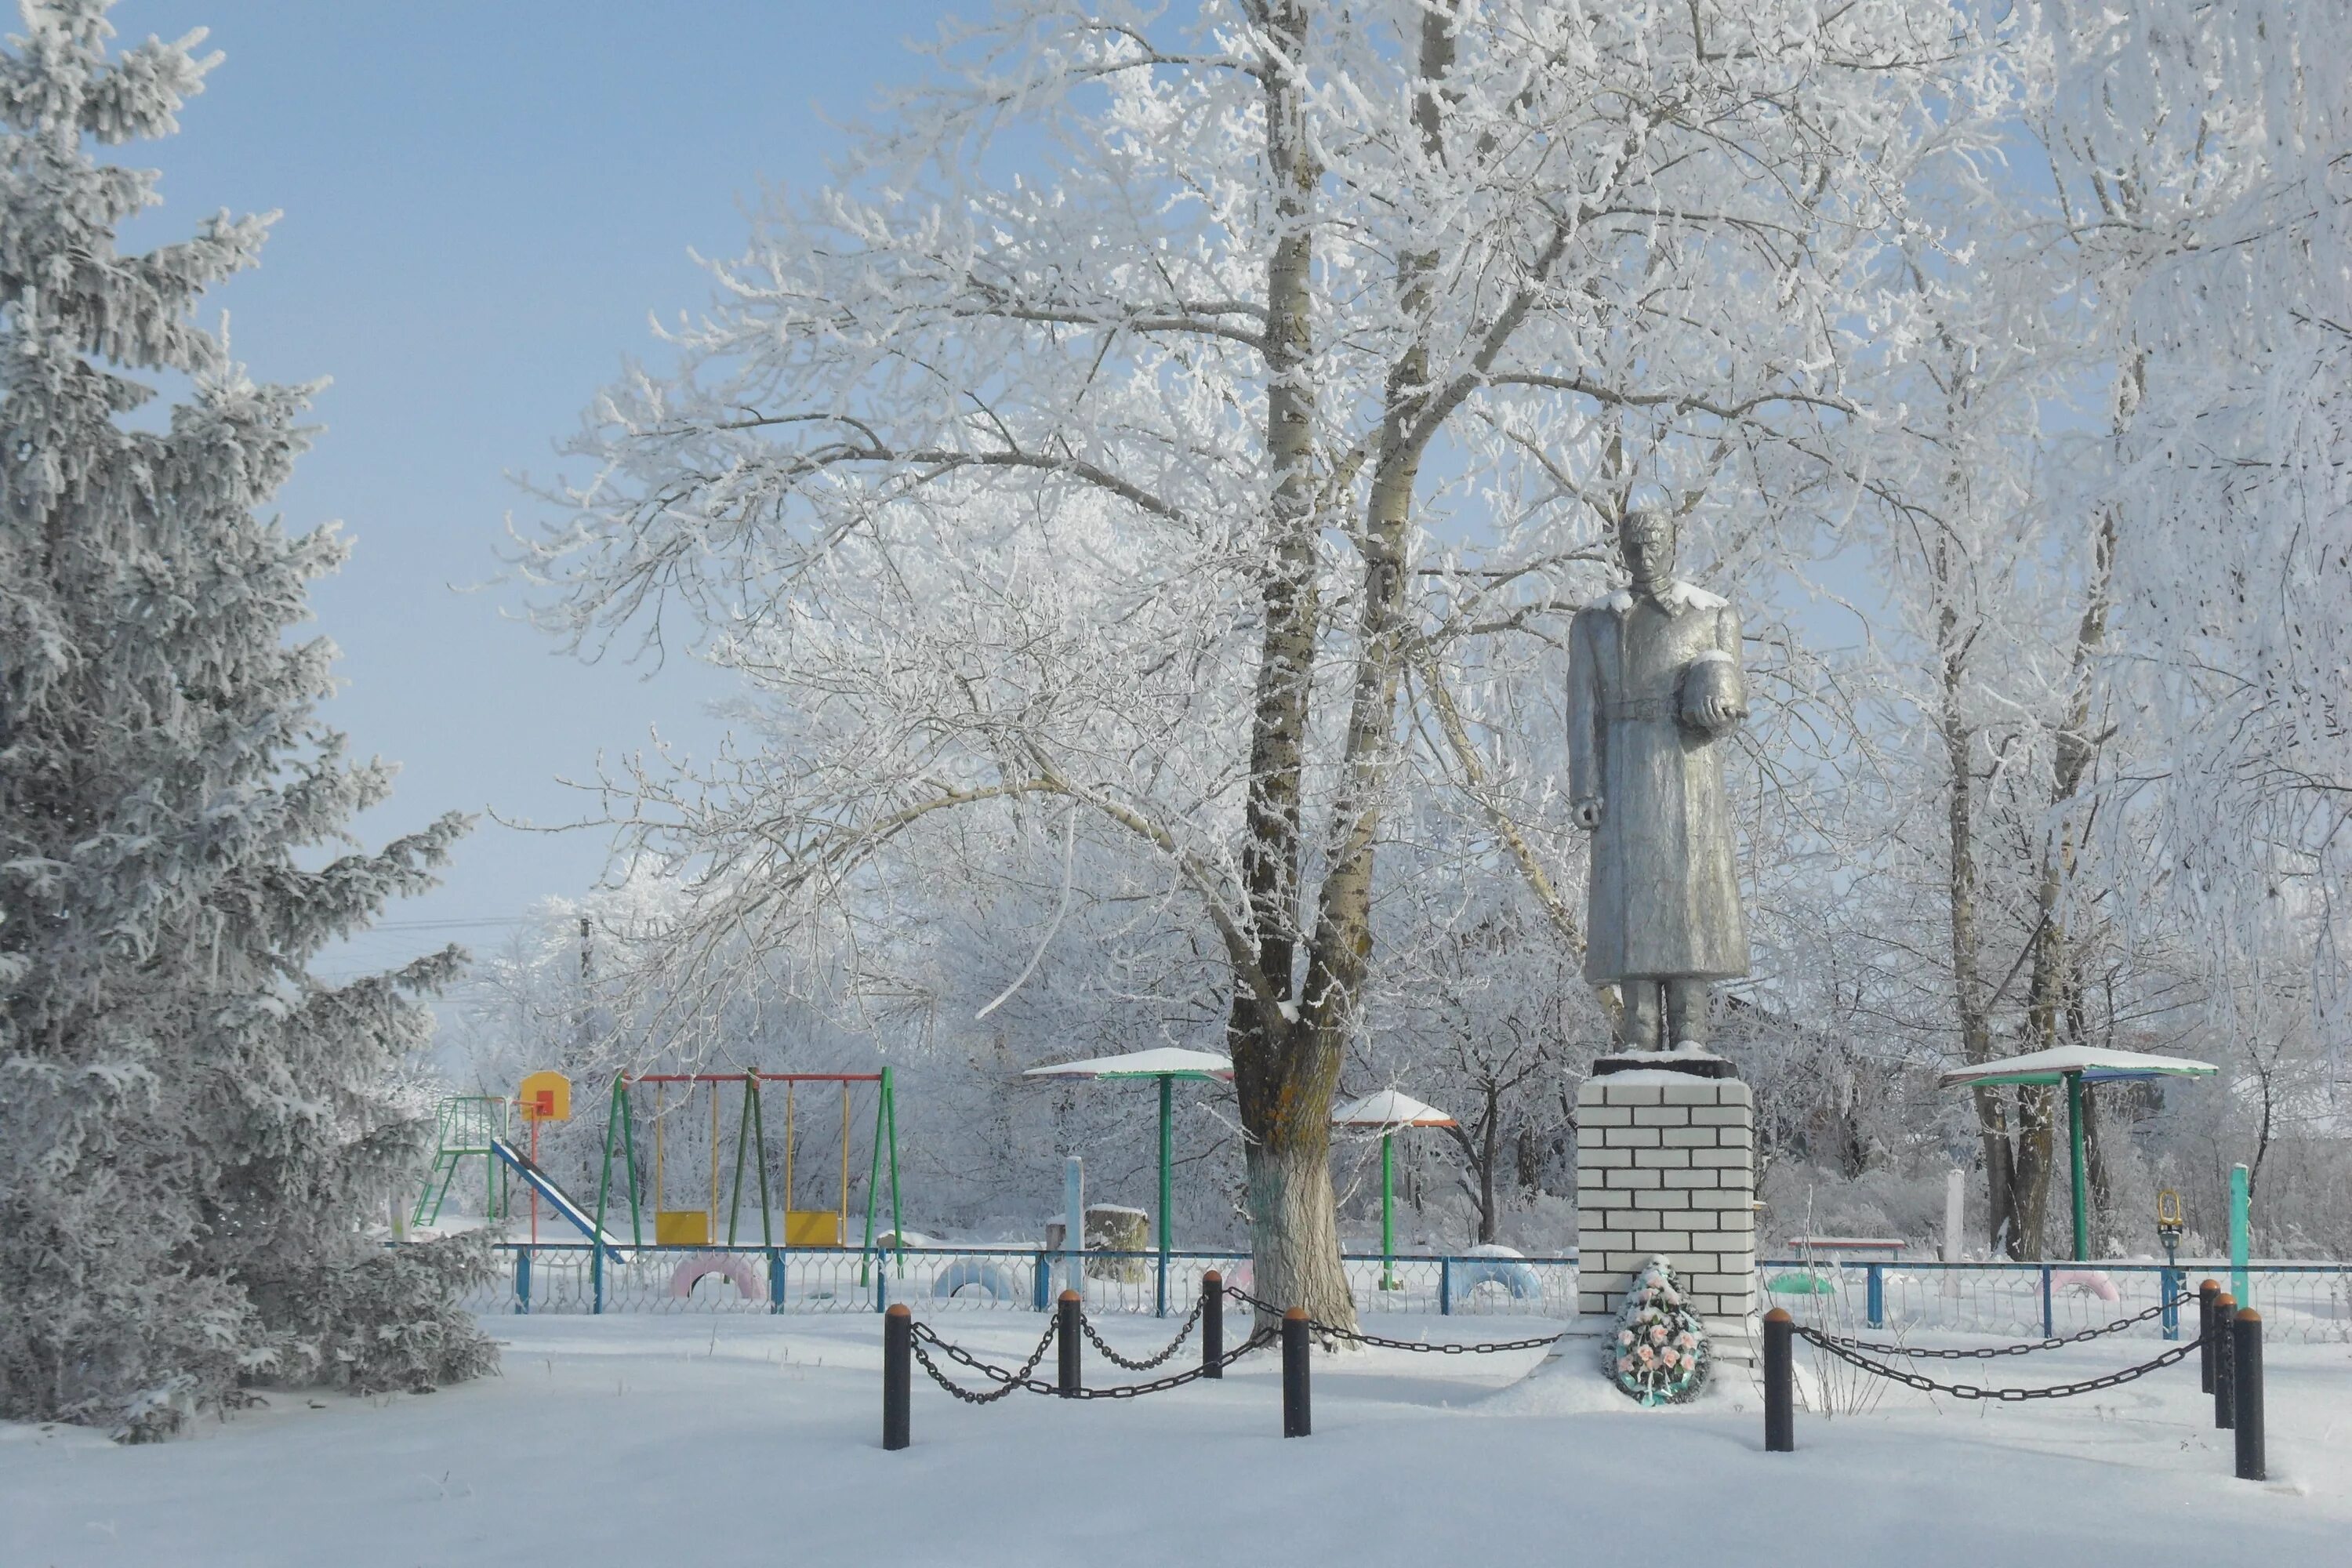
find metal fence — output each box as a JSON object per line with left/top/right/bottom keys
{"left": 457, "top": 1242, "right": 2352, "bottom": 1345}
{"left": 461, "top": 1244, "right": 1580, "bottom": 1319}
{"left": 1756, "top": 1258, "right": 2352, "bottom": 1345}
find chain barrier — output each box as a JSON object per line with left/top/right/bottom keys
{"left": 1050, "top": 1329, "right": 1277, "bottom": 1399}
{"left": 1079, "top": 1300, "right": 1203, "bottom": 1371}
{"left": 909, "top": 1319, "right": 1062, "bottom": 1403}
{"left": 908, "top": 1316, "right": 1273, "bottom": 1404}
{"left": 1803, "top": 1290, "right": 2197, "bottom": 1360}
{"left": 1795, "top": 1323, "right": 2210, "bottom": 1401}
{"left": 1222, "top": 1283, "right": 1561, "bottom": 1355}
{"left": 908, "top": 1282, "right": 1554, "bottom": 1410}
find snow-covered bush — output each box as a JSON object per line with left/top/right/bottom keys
{"left": 1607, "top": 1258, "right": 1711, "bottom": 1406}
{"left": 0, "top": 2, "right": 489, "bottom": 1437}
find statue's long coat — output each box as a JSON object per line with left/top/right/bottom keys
{"left": 1566, "top": 581, "right": 1750, "bottom": 985}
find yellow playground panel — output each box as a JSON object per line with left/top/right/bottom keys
{"left": 784, "top": 1210, "right": 843, "bottom": 1246}
{"left": 655, "top": 1210, "right": 711, "bottom": 1246}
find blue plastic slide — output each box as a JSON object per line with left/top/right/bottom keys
{"left": 490, "top": 1138, "right": 634, "bottom": 1264}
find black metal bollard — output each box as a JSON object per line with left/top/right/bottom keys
{"left": 1281, "top": 1308, "right": 1312, "bottom": 1437}
{"left": 1763, "top": 1307, "right": 1795, "bottom": 1453}
{"left": 882, "top": 1304, "right": 911, "bottom": 1451}
{"left": 2233, "top": 1308, "right": 2265, "bottom": 1482}
{"left": 1201, "top": 1271, "right": 1225, "bottom": 1379}
{"left": 2212, "top": 1291, "right": 2236, "bottom": 1430}
{"left": 1058, "top": 1289, "right": 1083, "bottom": 1398}
{"left": 2198, "top": 1279, "right": 2220, "bottom": 1393}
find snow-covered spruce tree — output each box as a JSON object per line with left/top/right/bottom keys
{"left": 0, "top": 2, "right": 491, "bottom": 1437}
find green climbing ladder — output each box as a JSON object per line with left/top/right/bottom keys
{"left": 412, "top": 1095, "right": 512, "bottom": 1227}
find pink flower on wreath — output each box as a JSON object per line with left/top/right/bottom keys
{"left": 1649, "top": 1325, "right": 1668, "bottom": 1345}
{"left": 1661, "top": 1348, "right": 1680, "bottom": 1369}
{"left": 1636, "top": 1345, "right": 1656, "bottom": 1367}
{"left": 1618, "top": 1356, "right": 1635, "bottom": 1374}
{"left": 1618, "top": 1330, "right": 1633, "bottom": 1346}
{"left": 1677, "top": 1332, "right": 1697, "bottom": 1349}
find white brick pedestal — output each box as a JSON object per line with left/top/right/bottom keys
{"left": 1570, "top": 1069, "right": 1759, "bottom": 1367}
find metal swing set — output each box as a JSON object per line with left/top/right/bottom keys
{"left": 589, "top": 1068, "right": 905, "bottom": 1271}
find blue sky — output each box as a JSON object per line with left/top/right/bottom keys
{"left": 98, "top": 2, "right": 946, "bottom": 975}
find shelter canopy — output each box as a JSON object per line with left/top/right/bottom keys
{"left": 1936, "top": 1044, "right": 2218, "bottom": 1090}
{"left": 1023, "top": 1047, "right": 1234, "bottom": 1082}
{"left": 1331, "top": 1089, "right": 1457, "bottom": 1128}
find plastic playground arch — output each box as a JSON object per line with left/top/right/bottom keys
{"left": 931, "top": 1256, "right": 1025, "bottom": 1302}
{"left": 669, "top": 1253, "right": 763, "bottom": 1301}
{"left": 1454, "top": 1245, "right": 1543, "bottom": 1300}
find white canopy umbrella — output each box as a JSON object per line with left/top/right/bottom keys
{"left": 1024, "top": 1048, "right": 1233, "bottom": 1312}
{"left": 1023, "top": 1047, "right": 1234, "bottom": 1082}
{"left": 1936, "top": 1046, "right": 2216, "bottom": 1261}
{"left": 1332, "top": 1089, "right": 1457, "bottom": 1288}
{"left": 1935, "top": 1044, "right": 2217, "bottom": 1090}
{"left": 1332, "top": 1089, "right": 1457, "bottom": 1130}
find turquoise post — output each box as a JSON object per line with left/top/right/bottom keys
{"left": 1380, "top": 1132, "right": 1396, "bottom": 1290}
{"left": 885, "top": 1068, "right": 904, "bottom": 1274}
{"left": 2230, "top": 1163, "right": 2250, "bottom": 1305}
{"left": 2066, "top": 1072, "right": 2089, "bottom": 1262}
{"left": 1157, "top": 1074, "right": 1173, "bottom": 1319}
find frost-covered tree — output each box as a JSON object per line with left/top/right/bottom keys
{"left": 518, "top": 0, "right": 2006, "bottom": 1327}
{"left": 0, "top": 2, "right": 490, "bottom": 1437}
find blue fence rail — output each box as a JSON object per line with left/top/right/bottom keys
{"left": 1755, "top": 1258, "right": 2352, "bottom": 1345}
{"left": 456, "top": 1243, "right": 1581, "bottom": 1320}
{"left": 452, "top": 1242, "right": 2352, "bottom": 1344}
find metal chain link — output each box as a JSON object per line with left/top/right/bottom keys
{"left": 1795, "top": 1323, "right": 2209, "bottom": 1400}
{"left": 1806, "top": 1291, "right": 2196, "bottom": 1359}
{"left": 1050, "top": 1328, "right": 1276, "bottom": 1399}
{"left": 909, "top": 1319, "right": 1060, "bottom": 1403}
{"left": 1079, "top": 1300, "right": 1203, "bottom": 1371}
{"left": 907, "top": 1316, "right": 1273, "bottom": 1404}
{"left": 1221, "top": 1284, "right": 1560, "bottom": 1355}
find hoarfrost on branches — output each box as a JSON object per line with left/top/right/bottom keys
{"left": 0, "top": 1, "right": 491, "bottom": 1437}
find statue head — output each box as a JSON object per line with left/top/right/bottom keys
{"left": 1617, "top": 504, "right": 1676, "bottom": 591}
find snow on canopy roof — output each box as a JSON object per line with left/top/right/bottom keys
{"left": 1330, "top": 1089, "right": 1457, "bottom": 1128}
{"left": 1023, "top": 1047, "right": 1234, "bottom": 1082}
{"left": 1936, "top": 1044, "right": 2219, "bottom": 1090}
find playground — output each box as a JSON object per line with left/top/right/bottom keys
{"left": 4, "top": 1309, "right": 2345, "bottom": 1567}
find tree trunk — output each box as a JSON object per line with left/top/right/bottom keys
{"left": 1936, "top": 533, "right": 2016, "bottom": 1252}
{"left": 1226, "top": 1, "right": 1355, "bottom": 1333}
{"left": 1479, "top": 1083, "right": 1501, "bottom": 1244}
{"left": 2009, "top": 1085, "right": 2059, "bottom": 1258}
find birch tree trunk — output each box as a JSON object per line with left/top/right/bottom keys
{"left": 1229, "top": 0, "right": 1353, "bottom": 1332}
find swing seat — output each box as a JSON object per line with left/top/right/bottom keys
{"left": 785, "top": 1210, "right": 843, "bottom": 1247}
{"left": 655, "top": 1210, "right": 710, "bottom": 1247}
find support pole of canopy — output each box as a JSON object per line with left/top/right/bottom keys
{"left": 1381, "top": 1132, "right": 1397, "bottom": 1290}
{"left": 2230, "top": 1163, "right": 2251, "bottom": 1305}
{"left": 1157, "top": 1074, "right": 1173, "bottom": 1319}
{"left": 2067, "top": 1070, "right": 2089, "bottom": 1263}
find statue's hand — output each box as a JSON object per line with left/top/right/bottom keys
{"left": 1698, "top": 693, "right": 1746, "bottom": 731}
{"left": 1573, "top": 797, "right": 1604, "bottom": 831}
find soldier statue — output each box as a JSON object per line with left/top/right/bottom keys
{"left": 1567, "top": 505, "right": 1750, "bottom": 1055}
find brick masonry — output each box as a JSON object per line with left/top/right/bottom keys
{"left": 1572, "top": 1071, "right": 1759, "bottom": 1363}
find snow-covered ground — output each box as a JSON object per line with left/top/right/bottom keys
{"left": 4, "top": 1312, "right": 2345, "bottom": 1566}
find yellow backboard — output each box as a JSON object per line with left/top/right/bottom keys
{"left": 518, "top": 1070, "right": 572, "bottom": 1123}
